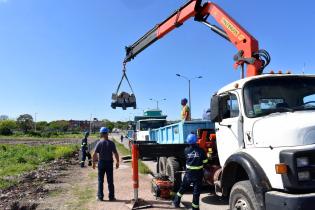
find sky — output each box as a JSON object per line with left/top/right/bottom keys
{"left": 0, "top": 0, "right": 315, "bottom": 122}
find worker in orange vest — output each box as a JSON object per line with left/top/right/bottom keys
{"left": 181, "top": 98, "right": 191, "bottom": 121}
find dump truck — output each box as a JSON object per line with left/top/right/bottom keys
{"left": 119, "top": 0, "right": 315, "bottom": 209}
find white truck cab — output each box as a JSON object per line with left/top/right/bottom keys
{"left": 211, "top": 74, "right": 315, "bottom": 210}
{"left": 135, "top": 119, "right": 167, "bottom": 141}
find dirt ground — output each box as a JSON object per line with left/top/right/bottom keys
{"left": 1, "top": 150, "right": 178, "bottom": 210}
{"left": 1, "top": 136, "right": 228, "bottom": 210}
{"left": 35, "top": 158, "right": 179, "bottom": 210}
{"left": 0, "top": 154, "right": 79, "bottom": 210}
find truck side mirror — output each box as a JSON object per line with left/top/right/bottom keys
{"left": 210, "top": 95, "right": 222, "bottom": 122}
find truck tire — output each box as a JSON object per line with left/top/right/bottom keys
{"left": 166, "top": 157, "right": 182, "bottom": 191}
{"left": 158, "top": 157, "right": 167, "bottom": 175}
{"left": 229, "top": 180, "right": 262, "bottom": 210}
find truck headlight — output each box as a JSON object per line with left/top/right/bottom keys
{"left": 298, "top": 171, "right": 311, "bottom": 181}
{"left": 297, "top": 157, "right": 309, "bottom": 167}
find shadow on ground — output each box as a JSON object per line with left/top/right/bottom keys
{"left": 201, "top": 194, "right": 229, "bottom": 206}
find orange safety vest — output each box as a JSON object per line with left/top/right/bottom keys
{"left": 181, "top": 105, "right": 191, "bottom": 121}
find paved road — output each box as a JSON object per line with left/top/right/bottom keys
{"left": 112, "top": 134, "right": 229, "bottom": 210}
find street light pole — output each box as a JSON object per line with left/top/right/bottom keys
{"left": 34, "top": 113, "right": 37, "bottom": 132}
{"left": 149, "top": 98, "right": 166, "bottom": 110}
{"left": 89, "top": 114, "right": 92, "bottom": 134}
{"left": 176, "top": 74, "right": 202, "bottom": 118}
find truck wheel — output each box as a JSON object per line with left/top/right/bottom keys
{"left": 158, "top": 157, "right": 167, "bottom": 175}
{"left": 229, "top": 180, "right": 261, "bottom": 210}
{"left": 166, "top": 157, "right": 182, "bottom": 191}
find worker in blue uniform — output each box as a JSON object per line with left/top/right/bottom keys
{"left": 92, "top": 127, "right": 120, "bottom": 201}
{"left": 80, "top": 131, "right": 92, "bottom": 168}
{"left": 173, "top": 133, "right": 208, "bottom": 210}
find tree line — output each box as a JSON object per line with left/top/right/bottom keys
{"left": 0, "top": 114, "right": 130, "bottom": 137}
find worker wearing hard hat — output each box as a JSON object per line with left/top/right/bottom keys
{"left": 181, "top": 98, "right": 191, "bottom": 121}
{"left": 173, "top": 134, "right": 208, "bottom": 210}
{"left": 80, "top": 131, "right": 92, "bottom": 168}
{"left": 92, "top": 127, "right": 120, "bottom": 201}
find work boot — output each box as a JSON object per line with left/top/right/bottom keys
{"left": 109, "top": 197, "right": 117, "bottom": 202}
{"left": 172, "top": 202, "right": 180, "bottom": 208}
{"left": 88, "top": 161, "right": 92, "bottom": 166}
{"left": 96, "top": 197, "right": 103, "bottom": 201}
{"left": 172, "top": 196, "right": 181, "bottom": 208}
{"left": 191, "top": 203, "right": 199, "bottom": 210}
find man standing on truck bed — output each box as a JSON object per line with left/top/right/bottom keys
{"left": 181, "top": 98, "right": 191, "bottom": 121}
{"left": 173, "top": 134, "right": 208, "bottom": 210}
{"left": 92, "top": 127, "right": 120, "bottom": 201}
{"left": 80, "top": 131, "right": 92, "bottom": 168}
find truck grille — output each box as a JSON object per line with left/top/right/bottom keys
{"left": 280, "top": 148, "right": 315, "bottom": 191}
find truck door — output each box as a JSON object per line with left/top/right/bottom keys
{"left": 216, "top": 92, "right": 242, "bottom": 166}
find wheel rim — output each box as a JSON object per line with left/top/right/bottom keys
{"left": 234, "top": 199, "right": 249, "bottom": 210}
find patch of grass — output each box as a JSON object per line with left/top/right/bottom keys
{"left": 113, "top": 141, "right": 131, "bottom": 156}
{"left": 88, "top": 171, "right": 97, "bottom": 179}
{"left": 112, "top": 138, "right": 151, "bottom": 175}
{"left": 0, "top": 144, "right": 78, "bottom": 189}
{"left": 68, "top": 185, "right": 95, "bottom": 209}
{"left": 138, "top": 161, "right": 152, "bottom": 174}
{"left": 48, "top": 188, "right": 65, "bottom": 197}
{"left": 0, "top": 178, "right": 17, "bottom": 189}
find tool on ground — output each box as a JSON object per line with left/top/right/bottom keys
{"left": 111, "top": 63, "right": 137, "bottom": 110}
{"left": 151, "top": 175, "right": 174, "bottom": 199}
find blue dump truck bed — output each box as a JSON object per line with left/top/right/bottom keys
{"left": 149, "top": 120, "right": 214, "bottom": 144}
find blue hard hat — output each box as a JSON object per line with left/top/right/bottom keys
{"left": 181, "top": 98, "right": 188, "bottom": 105}
{"left": 186, "top": 133, "right": 197, "bottom": 144}
{"left": 100, "top": 127, "right": 109, "bottom": 134}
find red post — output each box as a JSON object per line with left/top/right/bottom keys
{"left": 132, "top": 143, "right": 139, "bottom": 201}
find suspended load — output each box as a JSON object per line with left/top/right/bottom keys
{"left": 111, "top": 63, "right": 137, "bottom": 110}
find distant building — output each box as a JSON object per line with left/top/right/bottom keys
{"left": 69, "top": 119, "right": 105, "bottom": 132}
{"left": 134, "top": 109, "right": 167, "bottom": 121}
{"left": 0, "top": 115, "right": 9, "bottom": 120}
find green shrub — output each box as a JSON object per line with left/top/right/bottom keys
{"left": 0, "top": 127, "right": 13, "bottom": 135}
{"left": 0, "top": 120, "right": 17, "bottom": 136}
{"left": 26, "top": 131, "right": 42, "bottom": 137}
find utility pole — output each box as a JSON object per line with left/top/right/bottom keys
{"left": 149, "top": 98, "right": 166, "bottom": 109}
{"left": 34, "top": 113, "right": 37, "bottom": 132}
{"left": 89, "top": 114, "right": 92, "bottom": 133}
{"left": 176, "top": 74, "right": 202, "bottom": 118}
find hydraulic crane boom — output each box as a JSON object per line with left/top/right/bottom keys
{"left": 124, "top": 0, "right": 270, "bottom": 77}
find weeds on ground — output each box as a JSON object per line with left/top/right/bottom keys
{"left": 113, "top": 140, "right": 131, "bottom": 156}
{"left": 0, "top": 144, "right": 78, "bottom": 189}
{"left": 67, "top": 184, "right": 94, "bottom": 210}
{"left": 88, "top": 171, "right": 98, "bottom": 179}
{"left": 48, "top": 188, "right": 65, "bottom": 197}
{"left": 0, "top": 133, "right": 100, "bottom": 139}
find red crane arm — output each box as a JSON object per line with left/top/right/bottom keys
{"left": 124, "top": 0, "right": 270, "bottom": 77}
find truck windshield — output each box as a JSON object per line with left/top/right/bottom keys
{"left": 243, "top": 76, "right": 315, "bottom": 118}
{"left": 138, "top": 120, "right": 166, "bottom": 131}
